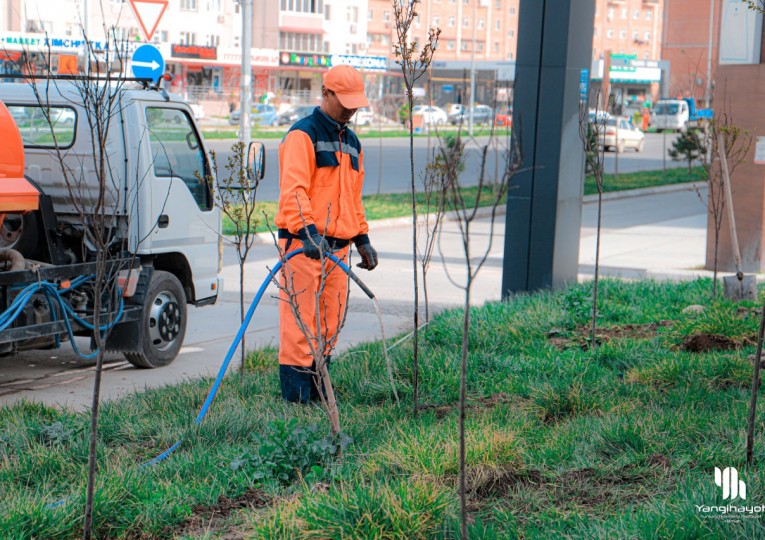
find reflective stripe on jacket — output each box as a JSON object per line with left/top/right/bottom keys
{"left": 274, "top": 107, "right": 369, "bottom": 241}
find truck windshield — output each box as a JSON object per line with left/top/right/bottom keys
{"left": 655, "top": 103, "right": 679, "bottom": 115}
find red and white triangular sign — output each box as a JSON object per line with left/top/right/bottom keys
{"left": 128, "top": 0, "right": 168, "bottom": 42}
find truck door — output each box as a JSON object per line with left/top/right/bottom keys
{"left": 143, "top": 106, "right": 220, "bottom": 302}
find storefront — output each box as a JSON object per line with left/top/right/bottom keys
{"left": 589, "top": 55, "right": 665, "bottom": 113}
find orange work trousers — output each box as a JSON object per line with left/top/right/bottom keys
{"left": 278, "top": 238, "right": 349, "bottom": 367}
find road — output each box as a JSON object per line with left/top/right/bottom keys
{"left": 207, "top": 131, "right": 684, "bottom": 201}
{"left": 0, "top": 184, "right": 711, "bottom": 410}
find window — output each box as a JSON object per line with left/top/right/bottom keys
{"left": 145, "top": 107, "right": 211, "bottom": 211}
{"left": 368, "top": 9, "right": 373, "bottom": 21}
{"left": 495, "top": 0, "right": 501, "bottom": 7}
{"left": 633, "top": 9, "right": 640, "bottom": 20}
{"left": 381, "top": 35, "right": 390, "bottom": 46}
{"left": 644, "top": 31, "right": 651, "bottom": 41}
{"left": 152, "top": 30, "right": 168, "bottom": 44}
{"left": 180, "top": 0, "right": 197, "bottom": 10}
{"left": 433, "top": 15, "right": 439, "bottom": 26}
{"left": 620, "top": 8, "right": 627, "bottom": 19}
{"left": 449, "top": 16, "right": 455, "bottom": 27}
{"left": 179, "top": 32, "right": 196, "bottom": 45}
{"left": 494, "top": 41, "right": 499, "bottom": 52}
{"left": 462, "top": 17, "right": 469, "bottom": 28}
{"left": 509, "top": 7, "right": 515, "bottom": 15}
{"left": 477, "top": 42, "right": 483, "bottom": 52}
{"left": 607, "top": 8, "right": 614, "bottom": 21}
{"left": 507, "top": 30, "right": 514, "bottom": 38}
{"left": 606, "top": 28, "right": 613, "bottom": 38}
{"left": 206, "top": 34, "right": 219, "bottom": 47}
{"left": 383, "top": 10, "right": 390, "bottom": 22}
{"left": 11, "top": 105, "right": 76, "bottom": 149}
{"left": 632, "top": 30, "right": 639, "bottom": 40}
{"left": 463, "top": 0, "right": 469, "bottom": 4}
{"left": 461, "top": 41, "right": 468, "bottom": 51}
{"left": 619, "top": 29, "right": 626, "bottom": 39}
{"left": 508, "top": 52, "right": 514, "bottom": 60}
{"left": 478, "top": 18, "right": 484, "bottom": 30}
{"left": 447, "top": 40, "right": 455, "bottom": 50}
{"left": 646, "top": 10, "right": 653, "bottom": 21}
{"left": 495, "top": 20, "right": 500, "bottom": 31}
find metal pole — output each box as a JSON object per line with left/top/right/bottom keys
{"left": 705, "top": 0, "right": 715, "bottom": 107}
{"left": 468, "top": 0, "right": 477, "bottom": 136}
{"left": 240, "top": 0, "right": 252, "bottom": 149}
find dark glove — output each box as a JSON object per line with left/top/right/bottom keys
{"left": 353, "top": 234, "right": 378, "bottom": 271}
{"left": 298, "top": 225, "right": 330, "bottom": 260}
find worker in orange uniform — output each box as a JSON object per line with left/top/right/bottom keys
{"left": 641, "top": 104, "right": 651, "bottom": 131}
{"left": 274, "top": 65, "right": 378, "bottom": 404}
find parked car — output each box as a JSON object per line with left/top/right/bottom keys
{"left": 229, "top": 103, "right": 279, "bottom": 127}
{"left": 448, "top": 104, "right": 493, "bottom": 125}
{"left": 494, "top": 105, "right": 512, "bottom": 128}
{"left": 599, "top": 115, "right": 645, "bottom": 153}
{"left": 278, "top": 104, "right": 315, "bottom": 126}
{"left": 353, "top": 107, "right": 375, "bottom": 126}
{"left": 411, "top": 104, "right": 448, "bottom": 125}
{"left": 188, "top": 102, "right": 205, "bottom": 120}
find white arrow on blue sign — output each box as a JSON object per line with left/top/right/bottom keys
{"left": 131, "top": 44, "right": 164, "bottom": 83}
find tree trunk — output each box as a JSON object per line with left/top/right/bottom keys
{"left": 318, "top": 363, "right": 341, "bottom": 436}
{"left": 458, "top": 280, "right": 471, "bottom": 540}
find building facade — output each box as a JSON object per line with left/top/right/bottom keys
{"left": 0, "top": 0, "right": 674, "bottom": 115}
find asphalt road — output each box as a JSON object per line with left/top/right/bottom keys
{"left": 0, "top": 184, "right": 710, "bottom": 410}
{"left": 207, "top": 131, "right": 684, "bottom": 202}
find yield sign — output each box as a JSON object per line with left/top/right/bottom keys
{"left": 128, "top": 0, "right": 168, "bottom": 42}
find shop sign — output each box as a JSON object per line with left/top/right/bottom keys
{"left": 0, "top": 32, "right": 108, "bottom": 52}
{"left": 280, "top": 51, "right": 330, "bottom": 68}
{"left": 610, "top": 53, "right": 637, "bottom": 73}
{"left": 330, "top": 54, "right": 387, "bottom": 72}
{"left": 219, "top": 47, "right": 279, "bottom": 67}
{"left": 171, "top": 44, "right": 217, "bottom": 60}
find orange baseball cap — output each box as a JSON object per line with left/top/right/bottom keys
{"left": 323, "top": 65, "right": 369, "bottom": 109}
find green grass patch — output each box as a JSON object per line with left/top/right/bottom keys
{"left": 585, "top": 166, "right": 706, "bottom": 196}
{"left": 2, "top": 278, "right": 764, "bottom": 538}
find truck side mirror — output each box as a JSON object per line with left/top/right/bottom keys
{"left": 247, "top": 141, "right": 265, "bottom": 180}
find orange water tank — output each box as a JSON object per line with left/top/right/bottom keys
{"left": 0, "top": 100, "right": 38, "bottom": 223}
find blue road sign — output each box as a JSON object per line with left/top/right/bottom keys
{"left": 131, "top": 44, "right": 164, "bottom": 83}
{"left": 579, "top": 69, "right": 589, "bottom": 101}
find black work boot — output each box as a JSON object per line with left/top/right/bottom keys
{"left": 279, "top": 365, "right": 314, "bottom": 404}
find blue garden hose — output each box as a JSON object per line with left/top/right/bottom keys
{"left": 144, "top": 248, "right": 374, "bottom": 466}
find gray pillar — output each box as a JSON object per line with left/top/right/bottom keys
{"left": 501, "top": 0, "right": 595, "bottom": 297}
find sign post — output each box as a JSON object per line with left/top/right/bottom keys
{"left": 128, "top": 0, "right": 168, "bottom": 42}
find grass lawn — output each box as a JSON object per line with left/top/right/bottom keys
{"left": 2, "top": 279, "right": 764, "bottom": 538}
{"left": 222, "top": 167, "right": 706, "bottom": 236}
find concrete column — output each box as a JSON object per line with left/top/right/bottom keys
{"left": 501, "top": 0, "right": 595, "bottom": 296}
{"left": 707, "top": 64, "right": 765, "bottom": 272}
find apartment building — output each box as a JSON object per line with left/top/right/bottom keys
{"left": 0, "top": 0, "right": 675, "bottom": 111}
{"left": 661, "top": 0, "right": 720, "bottom": 105}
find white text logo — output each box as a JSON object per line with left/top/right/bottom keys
{"left": 715, "top": 467, "right": 746, "bottom": 500}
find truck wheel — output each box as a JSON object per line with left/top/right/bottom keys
{"left": 124, "top": 271, "right": 187, "bottom": 368}
{"left": 0, "top": 212, "right": 41, "bottom": 259}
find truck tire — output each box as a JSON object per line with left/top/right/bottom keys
{"left": 124, "top": 270, "right": 187, "bottom": 368}
{"left": 0, "top": 212, "right": 41, "bottom": 259}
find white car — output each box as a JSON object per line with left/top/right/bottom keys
{"left": 411, "top": 105, "right": 448, "bottom": 125}
{"left": 599, "top": 116, "right": 645, "bottom": 153}
{"left": 353, "top": 107, "right": 375, "bottom": 126}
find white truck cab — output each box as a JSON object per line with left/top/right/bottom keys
{"left": 0, "top": 81, "right": 263, "bottom": 367}
{"left": 651, "top": 99, "right": 690, "bottom": 132}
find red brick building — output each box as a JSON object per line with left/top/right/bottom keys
{"left": 661, "top": 0, "right": 720, "bottom": 105}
